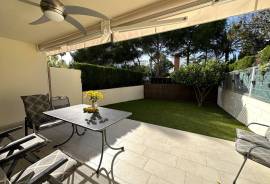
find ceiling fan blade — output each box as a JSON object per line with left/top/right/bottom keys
{"left": 65, "top": 15, "right": 87, "bottom": 35}
{"left": 30, "top": 15, "right": 50, "bottom": 25}
{"left": 65, "top": 6, "right": 109, "bottom": 20}
{"left": 18, "top": 0, "right": 40, "bottom": 7}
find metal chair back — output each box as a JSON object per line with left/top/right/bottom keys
{"left": 51, "top": 96, "right": 70, "bottom": 109}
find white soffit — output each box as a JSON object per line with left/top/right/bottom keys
{"left": 42, "top": 0, "right": 270, "bottom": 55}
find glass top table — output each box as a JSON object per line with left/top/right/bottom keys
{"left": 44, "top": 104, "right": 132, "bottom": 131}
{"left": 44, "top": 104, "right": 132, "bottom": 181}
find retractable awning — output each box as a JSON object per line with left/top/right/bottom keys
{"left": 37, "top": 0, "right": 270, "bottom": 55}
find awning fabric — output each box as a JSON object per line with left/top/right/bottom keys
{"left": 39, "top": 22, "right": 112, "bottom": 55}
{"left": 41, "top": 0, "right": 270, "bottom": 55}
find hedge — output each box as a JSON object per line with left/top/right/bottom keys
{"left": 229, "top": 56, "right": 255, "bottom": 71}
{"left": 72, "top": 63, "right": 144, "bottom": 90}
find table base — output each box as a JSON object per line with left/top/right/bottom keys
{"left": 53, "top": 125, "right": 124, "bottom": 184}
{"left": 53, "top": 125, "right": 87, "bottom": 148}
{"left": 96, "top": 129, "right": 124, "bottom": 183}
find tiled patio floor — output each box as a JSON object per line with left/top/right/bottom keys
{"left": 16, "top": 119, "right": 270, "bottom": 184}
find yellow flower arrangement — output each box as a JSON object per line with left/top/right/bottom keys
{"left": 85, "top": 91, "right": 104, "bottom": 102}
{"left": 84, "top": 91, "right": 104, "bottom": 113}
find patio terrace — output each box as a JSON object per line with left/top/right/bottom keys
{"left": 1, "top": 1, "right": 270, "bottom": 184}
{"left": 12, "top": 116, "right": 269, "bottom": 184}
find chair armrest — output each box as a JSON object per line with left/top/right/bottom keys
{"left": 248, "top": 144, "right": 270, "bottom": 155}
{"left": 28, "top": 158, "right": 68, "bottom": 184}
{"left": 0, "top": 135, "right": 36, "bottom": 154}
{"left": 0, "top": 142, "right": 42, "bottom": 165}
{"left": 0, "top": 126, "right": 22, "bottom": 139}
{"left": 247, "top": 123, "right": 270, "bottom": 129}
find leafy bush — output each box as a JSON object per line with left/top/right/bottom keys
{"left": 259, "top": 45, "right": 270, "bottom": 64}
{"left": 228, "top": 56, "right": 255, "bottom": 71}
{"left": 171, "top": 60, "right": 225, "bottom": 106}
{"left": 71, "top": 63, "right": 144, "bottom": 90}
{"left": 258, "top": 45, "right": 270, "bottom": 75}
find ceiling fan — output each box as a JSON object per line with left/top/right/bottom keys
{"left": 18, "top": 0, "right": 109, "bottom": 35}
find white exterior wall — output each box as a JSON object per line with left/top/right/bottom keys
{"left": 83, "top": 85, "right": 144, "bottom": 106}
{"left": 49, "top": 67, "right": 82, "bottom": 105}
{"left": 218, "top": 87, "right": 270, "bottom": 136}
{"left": 0, "top": 37, "right": 49, "bottom": 128}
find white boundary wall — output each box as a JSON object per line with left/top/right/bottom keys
{"left": 49, "top": 67, "right": 82, "bottom": 105}
{"left": 83, "top": 85, "right": 144, "bottom": 106}
{"left": 0, "top": 37, "right": 48, "bottom": 128}
{"left": 218, "top": 87, "right": 270, "bottom": 136}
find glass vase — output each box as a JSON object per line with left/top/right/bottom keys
{"left": 91, "top": 100, "right": 98, "bottom": 109}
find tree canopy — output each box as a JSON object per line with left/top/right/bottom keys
{"left": 69, "top": 9, "right": 270, "bottom": 77}
{"left": 71, "top": 19, "right": 231, "bottom": 77}
{"left": 228, "top": 10, "right": 270, "bottom": 58}
{"left": 171, "top": 60, "right": 226, "bottom": 106}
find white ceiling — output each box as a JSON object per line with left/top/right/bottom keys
{"left": 1, "top": 0, "right": 270, "bottom": 53}
{"left": 0, "top": 0, "right": 161, "bottom": 44}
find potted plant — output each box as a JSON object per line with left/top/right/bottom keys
{"left": 84, "top": 91, "right": 104, "bottom": 113}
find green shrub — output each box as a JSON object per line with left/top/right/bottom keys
{"left": 71, "top": 63, "right": 144, "bottom": 90}
{"left": 259, "top": 45, "right": 270, "bottom": 64}
{"left": 258, "top": 45, "right": 270, "bottom": 75}
{"left": 171, "top": 60, "right": 225, "bottom": 106}
{"left": 229, "top": 56, "right": 255, "bottom": 71}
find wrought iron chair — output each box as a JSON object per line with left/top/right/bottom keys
{"left": 21, "top": 94, "right": 70, "bottom": 136}
{"left": 51, "top": 96, "right": 70, "bottom": 109}
{"left": 234, "top": 122, "right": 270, "bottom": 183}
{"left": 0, "top": 143, "right": 80, "bottom": 184}
{"left": 0, "top": 126, "right": 48, "bottom": 179}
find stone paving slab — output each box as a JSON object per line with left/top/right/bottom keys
{"left": 7, "top": 119, "right": 270, "bottom": 184}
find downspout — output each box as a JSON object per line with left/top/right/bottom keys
{"left": 46, "top": 61, "right": 53, "bottom": 103}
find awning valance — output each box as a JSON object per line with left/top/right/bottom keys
{"left": 41, "top": 0, "right": 270, "bottom": 55}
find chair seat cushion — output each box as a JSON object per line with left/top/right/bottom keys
{"left": 11, "top": 150, "right": 79, "bottom": 183}
{"left": 266, "top": 127, "right": 270, "bottom": 141}
{"left": 236, "top": 129, "right": 268, "bottom": 145}
{"left": 235, "top": 139, "right": 270, "bottom": 167}
{"left": 0, "top": 133, "right": 47, "bottom": 160}
{"left": 236, "top": 129, "right": 270, "bottom": 149}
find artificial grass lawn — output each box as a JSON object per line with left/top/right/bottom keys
{"left": 106, "top": 99, "right": 247, "bottom": 141}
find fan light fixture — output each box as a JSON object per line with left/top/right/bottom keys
{"left": 44, "top": 10, "right": 64, "bottom": 22}
{"left": 18, "top": 0, "right": 109, "bottom": 35}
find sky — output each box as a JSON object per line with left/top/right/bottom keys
{"left": 62, "top": 52, "right": 73, "bottom": 65}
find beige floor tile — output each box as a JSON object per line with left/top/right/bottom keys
{"left": 124, "top": 133, "right": 145, "bottom": 145}
{"left": 62, "top": 164, "right": 110, "bottom": 184}
{"left": 122, "top": 140, "right": 147, "bottom": 155}
{"left": 216, "top": 152, "right": 243, "bottom": 165}
{"left": 237, "top": 164, "right": 262, "bottom": 182}
{"left": 185, "top": 172, "right": 204, "bottom": 184}
{"left": 114, "top": 160, "right": 151, "bottom": 184}
{"left": 144, "top": 159, "right": 185, "bottom": 184}
{"left": 10, "top": 120, "right": 270, "bottom": 184}
{"left": 143, "top": 148, "right": 178, "bottom": 167}
{"left": 177, "top": 158, "right": 203, "bottom": 173}
{"left": 206, "top": 157, "right": 240, "bottom": 174}
{"left": 147, "top": 175, "right": 172, "bottom": 184}
{"left": 119, "top": 149, "right": 149, "bottom": 168}
{"left": 253, "top": 169, "right": 270, "bottom": 184}
{"left": 219, "top": 171, "right": 260, "bottom": 184}
{"left": 171, "top": 149, "right": 207, "bottom": 166}
{"left": 191, "top": 165, "right": 221, "bottom": 182}
{"left": 86, "top": 151, "right": 120, "bottom": 172}
{"left": 144, "top": 138, "right": 172, "bottom": 153}
{"left": 114, "top": 176, "right": 131, "bottom": 184}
